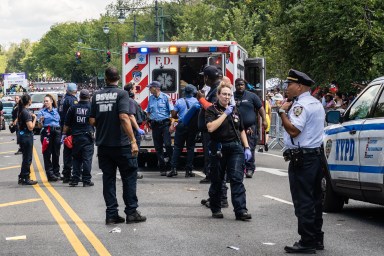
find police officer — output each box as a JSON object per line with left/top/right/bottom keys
{"left": 146, "top": 81, "right": 174, "bottom": 176}
{"left": 90, "top": 66, "right": 146, "bottom": 225}
{"left": 63, "top": 89, "right": 94, "bottom": 187}
{"left": 168, "top": 84, "right": 199, "bottom": 178}
{"left": 60, "top": 83, "right": 78, "bottom": 182}
{"left": 234, "top": 78, "right": 267, "bottom": 178}
{"left": 205, "top": 83, "right": 252, "bottom": 220}
{"left": 279, "top": 69, "right": 325, "bottom": 253}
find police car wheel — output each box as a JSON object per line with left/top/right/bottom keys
{"left": 322, "top": 175, "right": 345, "bottom": 212}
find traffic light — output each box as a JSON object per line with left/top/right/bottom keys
{"left": 75, "top": 51, "right": 81, "bottom": 64}
{"left": 106, "top": 51, "right": 111, "bottom": 62}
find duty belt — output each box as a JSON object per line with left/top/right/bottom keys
{"left": 285, "top": 147, "right": 321, "bottom": 155}
{"left": 151, "top": 119, "right": 169, "bottom": 125}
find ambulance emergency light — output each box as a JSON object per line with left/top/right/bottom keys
{"left": 127, "top": 46, "right": 229, "bottom": 54}
{"left": 139, "top": 47, "right": 148, "bottom": 53}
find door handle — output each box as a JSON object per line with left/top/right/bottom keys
{"left": 349, "top": 130, "right": 356, "bottom": 135}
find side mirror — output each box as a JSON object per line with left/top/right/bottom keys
{"left": 326, "top": 110, "right": 342, "bottom": 124}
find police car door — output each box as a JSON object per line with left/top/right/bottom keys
{"left": 357, "top": 83, "right": 384, "bottom": 194}
{"left": 329, "top": 84, "right": 382, "bottom": 193}
{"left": 149, "top": 55, "right": 178, "bottom": 104}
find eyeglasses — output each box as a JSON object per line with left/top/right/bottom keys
{"left": 220, "top": 93, "right": 232, "bottom": 97}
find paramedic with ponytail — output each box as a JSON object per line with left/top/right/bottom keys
{"left": 17, "top": 94, "right": 38, "bottom": 185}
{"left": 205, "top": 82, "right": 252, "bottom": 220}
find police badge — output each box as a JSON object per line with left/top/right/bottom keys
{"left": 293, "top": 106, "right": 303, "bottom": 117}
{"left": 132, "top": 71, "right": 142, "bottom": 83}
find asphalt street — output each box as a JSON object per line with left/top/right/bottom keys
{"left": 1, "top": 129, "right": 384, "bottom": 256}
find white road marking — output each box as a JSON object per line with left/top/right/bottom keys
{"left": 6, "top": 235, "right": 26, "bottom": 241}
{"left": 263, "top": 195, "right": 293, "bottom": 205}
{"left": 193, "top": 171, "right": 205, "bottom": 178}
{"left": 256, "top": 167, "right": 288, "bottom": 176}
{"left": 263, "top": 242, "right": 276, "bottom": 246}
{"left": 256, "top": 152, "right": 284, "bottom": 158}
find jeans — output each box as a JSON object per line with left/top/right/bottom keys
{"left": 288, "top": 152, "right": 324, "bottom": 246}
{"left": 171, "top": 122, "right": 197, "bottom": 170}
{"left": 98, "top": 145, "right": 139, "bottom": 218}
{"left": 72, "top": 134, "right": 94, "bottom": 183}
{"left": 41, "top": 128, "right": 61, "bottom": 177}
{"left": 245, "top": 124, "right": 257, "bottom": 173}
{"left": 151, "top": 122, "right": 173, "bottom": 169}
{"left": 209, "top": 141, "right": 246, "bottom": 214}
{"left": 19, "top": 131, "right": 33, "bottom": 178}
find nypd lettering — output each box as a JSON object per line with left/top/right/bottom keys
{"left": 335, "top": 138, "right": 355, "bottom": 161}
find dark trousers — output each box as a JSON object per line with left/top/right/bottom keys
{"left": 288, "top": 152, "right": 324, "bottom": 246}
{"left": 98, "top": 145, "right": 138, "bottom": 219}
{"left": 15, "top": 126, "right": 21, "bottom": 147}
{"left": 245, "top": 124, "right": 257, "bottom": 173}
{"left": 41, "top": 128, "right": 61, "bottom": 177}
{"left": 19, "top": 132, "right": 33, "bottom": 178}
{"left": 209, "top": 141, "right": 246, "bottom": 215}
{"left": 62, "top": 144, "right": 73, "bottom": 178}
{"left": 202, "top": 131, "right": 211, "bottom": 177}
{"left": 151, "top": 122, "right": 173, "bottom": 169}
{"left": 72, "top": 134, "right": 94, "bottom": 183}
{"left": 171, "top": 123, "right": 197, "bottom": 170}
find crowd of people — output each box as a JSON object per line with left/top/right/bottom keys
{"left": 4, "top": 65, "right": 337, "bottom": 253}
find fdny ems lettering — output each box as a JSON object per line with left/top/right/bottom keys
{"left": 99, "top": 103, "right": 113, "bottom": 112}
{"left": 335, "top": 139, "right": 355, "bottom": 161}
{"left": 96, "top": 93, "right": 118, "bottom": 101}
{"left": 76, "top": 108, "right": 88, "bottom": 123}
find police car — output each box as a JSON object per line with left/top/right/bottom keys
{"left": 323, "top": 76, "right": 384, "bottom": 212}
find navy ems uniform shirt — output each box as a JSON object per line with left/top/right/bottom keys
{"left": 234, "top": 91, "right": 262, "bottom": 128}
{"left": 64, "top": 101, "right": 93, "bottom": 135}
{"left": 205, "top": 102, "right": 244, "bottom": 143}
{"left": 90, "top": 86, "right": 134, "bottom": 147}
{"left": 60, "top": 93, "right": 78, "bottom": 127}
{"left": 18, "top": 108, "right": 32, "bottom": 131}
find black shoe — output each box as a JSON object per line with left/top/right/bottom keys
{"left": 105, "top": 215, "right": 125, "bottom": 225}
{"left": 160, "top": 171, "right": 167, "bottom": 176}
{"left": 54, "top": 174, "right": 63, "bottom": 180}
{"left": 83, "top": 181, "right": 94, "bottom": 187}
{"left": 245, "top": 171, "right": 253, "bottom": 178}
{"left": 69, "top": 180, "right": 78, "bottom": 187}
{"left": 264, "top": 144, "right": 269, "bottom": 152}
{"left": 201, "top": 198, "right": 209, "bottom": 205}
{"left": 62, "top": 177, "right": 71, "bottom": 183}
{"left": 212, "top": 211, "right": 224, "bottom": 219}
{"left": 284, "top": 242, "right": 316, "bottom": 254}
{"left": 167, "top": 168, "right": 178, "bottom": 177}
{"left": 18, "top": 176, "right": 22, "bottom": 184}
{"left": 221, "top": 199, "right": 229, "bottom": 208}
{"left": 200, "top": 177, "right": 211, "bottom": 184}
{"left": 126, "top": 210, "right": 147, "bottom": 224}
{"left": 47, "top": 175, "right": 58, "bottom": 182}
{"left": 20, "top": 179, "right": 38, "bottom": 185}
{"left": 316, "top": 237, "right": 324, "bottom": 250}
{"left": 14, "top": 149, "right": 22, "bottom": 155}
{"left": 185, "top": 170, "right": 195, "bottom": 177}
{"left": 235, "top": 212, "right": 252, "bottom": 221}
{"left": 137, "top": 172, "right": 143, "bottom": 179}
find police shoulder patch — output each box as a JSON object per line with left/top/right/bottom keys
{"left": 293, "top": 106, "right": 303, "bottom": 117}
{"left": 74, "top": 101, "right": 78, "bottom": 104}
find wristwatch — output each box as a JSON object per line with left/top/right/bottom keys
{"left": 278, "top": 108, "right": 286, "bottom": 116}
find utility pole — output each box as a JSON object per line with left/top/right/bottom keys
{"left": 155, "top": 0, "right": 159, "bottom": 42}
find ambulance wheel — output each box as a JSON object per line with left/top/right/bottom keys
{"left": 137, "top": 153, "right": 146, "bottom": 168}
{"left": 322, "top": 175, "right": 344, "bottom": 212}
{"left": 147, "top": 154, "right": 158, "bottom": 168}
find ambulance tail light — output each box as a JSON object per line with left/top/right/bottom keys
{"left": 187, "top": 46, "right": 199, "bottom": 53}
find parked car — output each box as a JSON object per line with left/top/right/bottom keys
{"left": 323, "top": 75, "right": 384, "bottom": 212}
{"left": 0, "top": 100, "right": 15, "bottom": 122}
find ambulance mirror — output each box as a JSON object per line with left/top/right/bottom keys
{"left": 326, "top": 110, "right": 342, "bottom": 124}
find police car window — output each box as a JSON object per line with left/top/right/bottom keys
{"left": 346, "top": 85, "right": 380, "bottom": 121}
{"left": 372, "top": 87, "right": 384, "bottom": 118}
{"left": 152, "top": 69, "right": 176, "bottom": 93}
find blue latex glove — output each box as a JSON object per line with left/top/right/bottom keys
{"left": 224, "top": 105, "right": 234, "bottom": 116}
{"left": 137, "top": 128, "right": 145, "bottom": 135}
{"left": 61, "top": 135, "right": 67, "bottom": 144}
{"left": 244, "top": 148, "right": 252, "bottom": 162}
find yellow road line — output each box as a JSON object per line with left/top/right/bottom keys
{"left": 0, "top": 141, "right": 14, "bottom": 145}
{"left": 30, "top": 165, "right": 89, "bottom": 255}
{"left": 0, "top": 165, "right": 20, "bottom": 171}
{"left": 33, "top": 147, "right": 110, "bottom": 256}
{"left": 0, "top": 198, "right": 42, "bottom": 208}
{"left": 0, "top": 151, "right": 15, "bottom": 155}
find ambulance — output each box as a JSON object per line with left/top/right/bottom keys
{"left": 323, "top": 75, "right": 384, "bottom": 212}
{"left": 122, "top": 41, "right": 266, "bottom": 167}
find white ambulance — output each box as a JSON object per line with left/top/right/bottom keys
{"left": 323, "top": 75, "right": 384, "bottom": 211}
{"left": 122, "top": 41, "right": 266, "bottom": 167}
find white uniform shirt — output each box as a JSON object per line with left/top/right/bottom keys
{"left": 283, "top": 91, "right": 325, "bottom": 149}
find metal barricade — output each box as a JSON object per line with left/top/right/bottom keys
{"left": 267, "top": 108, "right": 285, "bottom": 150}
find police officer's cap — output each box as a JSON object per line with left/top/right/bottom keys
{"left": 199, "top": 65, "right": 220, "bottom": 79}
{"left": 67, "top": 83, "right": 77, "bottom": 92}
{"left": 285, "top": 69, "right": 315, "bottom": 86}
{"left": 184, "top": 84, "right": 197, "bottom": 96}
{"left": 80, "top": 89, "right": 90, "bottom": 99}
{"left": 146, "top": 81, "right": 161, "bottom": 88}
